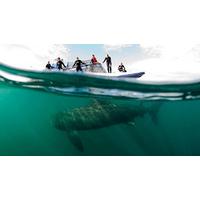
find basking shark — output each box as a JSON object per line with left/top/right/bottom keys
{"left": 54, "top": 99, "right": 161, "bottom": 152}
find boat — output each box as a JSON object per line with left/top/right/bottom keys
{"left": 48, "top": 60, "right": 145, "bottom": 79}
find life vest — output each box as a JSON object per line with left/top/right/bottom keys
{"left": 91, "top": 56, "right": 97, "bottom": 64}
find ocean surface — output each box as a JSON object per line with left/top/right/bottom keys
{"left": 1, "top": 63, "right": 200, "bottom": 156}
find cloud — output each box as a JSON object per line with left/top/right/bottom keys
{"left": 139, "top": 45, "right": 162, "bottom": 59}
{"left": 0, "top": 44, "right": 69, "bottom": 70}
{"left": 103, "top": 43, "right": 200, "bottom": 81}
{"left": 127, "top": 44, "right": 200, "bottom": 81}
{"left": 188, "top": 44, "right": 200, "bottom": 62}
{"left": 102, "top": 44, "right": 163, "bottom": 70}
{"left": 104, "top": 44, "right": 133, "bottom": 51}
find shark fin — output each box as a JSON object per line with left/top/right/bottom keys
{"left": 92, "top": 98, "right": 109, "bottom": 105}
{"left": 67, "top": 131, "right": 84, "bottom": 152}
{"left": 151, "top": 112, "right": 158, "bottom": 124}
{"left": 149, "top": 102, "right": 162, "bottom": 124}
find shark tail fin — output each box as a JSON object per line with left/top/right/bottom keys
{"left": 149, "top": 102, "right": 163, "bottom": 124}
{"left": 67, "top": 131, "right": 84, "bottom": 152}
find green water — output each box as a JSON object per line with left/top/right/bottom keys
{"left": 1, "top": 64, "right": 200, "bottom": 155}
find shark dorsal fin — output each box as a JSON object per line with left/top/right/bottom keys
{"left": 92, "top": 99, "right": 109, "bottom": 105}
{"left": 67, "top": 131, "right": 84, "bottom": 152}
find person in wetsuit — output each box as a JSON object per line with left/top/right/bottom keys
{"left": 57, "top": 57, "right": 67, "bottom": 70}
{"left": 103, "top": 54, "right": 112, "bottom": 73}
{"left": 118, "top": 63, "right": 127, "bottom": 72}
{"left": 46, "top": 61, "right": 52, "bottom": 70}
{"left": 73, "top": 57, "right": 86, "bottom": 72}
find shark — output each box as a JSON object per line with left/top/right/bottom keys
{"left": 54, "top": 99, "right": 162, "bottom": 152}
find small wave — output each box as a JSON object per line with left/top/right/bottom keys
{"left": 1, "top": 63, "right": 200, "bottom": 100}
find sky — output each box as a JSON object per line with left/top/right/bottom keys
{"left": 1, "top": 44, "right": 200, "bottom": 82}
{"left": 0, "top": 44, "right": 146, "bottom": 69}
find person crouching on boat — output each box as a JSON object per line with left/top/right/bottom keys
{"left": 57, "top": 57, "right": 67, "bottom": 70}
{"left": 118, "top": 63, "right": 127, "bottom": 72}
{"left": 73, "top": 57, "right": 86, "bottom": 72}
{"left": 91, "top": 54, "right": 98, "bottom": 65}
{"left": 46, "top": 61, "right": 52, "bottom": 70}
{"left": 103, "top": 54, "right": 112, "bottom": 73}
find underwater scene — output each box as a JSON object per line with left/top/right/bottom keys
{"left": 0, "top": 63, "right": 200, "bottom": 156}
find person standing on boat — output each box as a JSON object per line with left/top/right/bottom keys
{"left": 46, "top": 61, "right": 52, "bottom": 70}
{"left": 103, "top": 54, "right": 112, "bottom": 73}
{"left": 57, "top": 57, "right": 67, "bottom": 70}
{"left": 73, "top": 57, "right": 86, "bottom": 72}
{"left": 91, "top": 54, "right": 98, "bottom": 65}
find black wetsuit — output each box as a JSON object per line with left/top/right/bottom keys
{"left": 73, "top": 59, "right": 85, "bottom": 72}
{"left": 57, "top": 60, "right": 66, "bottom": 70}
{"left": 118, "top": 65, "right": 127, "bottom": 72}
{"left": 46, "top": 63, "right": 52, "bottom": 70}
{"left": 118, "top": 66, "right": 123, "bottom": 72}
{"left": 103, "top": 56, "right": 112, "bottom": 73}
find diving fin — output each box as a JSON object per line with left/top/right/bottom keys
{"left": 67, "top": 131, "right": 84, "bottom": 152}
